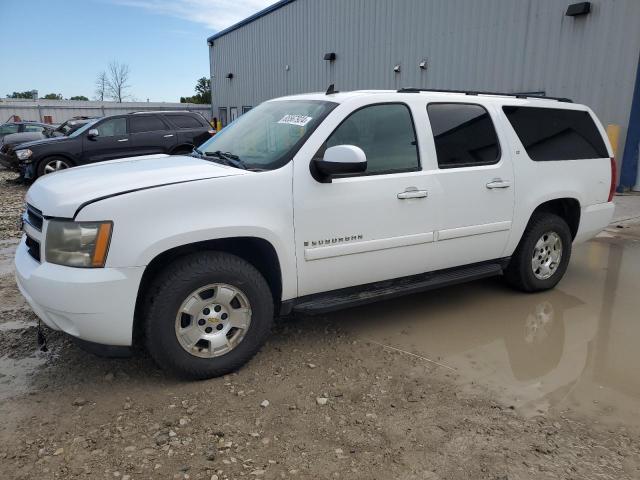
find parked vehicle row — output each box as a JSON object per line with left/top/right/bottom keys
{"left": 15, "top": 89, "right": 615, "bottom": 379}
{"left": 0, "top": 111, "right": 212, "bottom": 180}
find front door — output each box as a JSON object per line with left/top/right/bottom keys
{"left": 293, "top": 102, "right": 440, "bottom": 297}
{"left": 83, "top": 117, "right": 133, "bottom": 163}
{"left": 426, "top": 102, "right": 515, "bottom": 265}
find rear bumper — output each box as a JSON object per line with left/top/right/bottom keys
{"left": 15, "top": 237, "right": 144, "bottom": 346}
{"left": 575, "top": 202, "right": 615, "bottom": 243}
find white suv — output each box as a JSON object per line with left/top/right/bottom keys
{"left": 15, "top": 89, "right": 616, "bottom": 378}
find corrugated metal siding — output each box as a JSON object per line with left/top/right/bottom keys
{"left": 0, "top": 100, "right": 211, "bottom": 124}
{"left": 210, "top": 0, "right": 640, "bottom": 159}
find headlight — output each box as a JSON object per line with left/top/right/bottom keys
{"left": 45, "top": 220, "right": 113, "bottom": 268}
{"left": 16, "top": 149, "right": 33, "bottom": 160}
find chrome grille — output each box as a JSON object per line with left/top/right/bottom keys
{"left": 24, "top": 204, "right": 43, "bottom": 231}
{"left": 25, "top": 235, "right": 41, "bottom": 262}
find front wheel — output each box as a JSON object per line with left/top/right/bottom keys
{"left": 504, "top": 213, "right": 572, "bottom": 292}
{"left": 144, "top": 252, "right": 274, "bottom": 379}
{"left": 37, "top": 156, "right": 74, "bottom": 177}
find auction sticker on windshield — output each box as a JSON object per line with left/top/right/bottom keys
{"left": 278, "top": 114, "right": 313, "bottom": 127}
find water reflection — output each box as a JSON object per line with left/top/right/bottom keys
{"left": 333, "top": 235, "right": 640, "bottom": 429}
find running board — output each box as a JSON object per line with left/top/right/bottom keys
{"left": 291, "top": 260, "right": 507, "bottom": 315}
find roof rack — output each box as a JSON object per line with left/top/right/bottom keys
{"left": 397, "top": 88, "right": 573, "bottom": 103}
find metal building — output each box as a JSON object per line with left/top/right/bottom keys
{"left": 208, "top": 0, "right": 640, "bottom": 190}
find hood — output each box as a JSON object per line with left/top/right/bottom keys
{"left": 1, "top": 131, "right": 46, "bottom": 148}
{"left": 14, "top": 135, "right": 69, "bottom": 149}
{"left": 27, "top": 154, "right": 247, "bottom": 218}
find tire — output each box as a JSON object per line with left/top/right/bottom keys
{"left": 504, "top": 213, "right": 572, "bottom": 292}
{"left": 37, "top": 156, "right": 74, "bottom": 177}
{"left": 144, "top": 252, "right": 274, "bottom": 379}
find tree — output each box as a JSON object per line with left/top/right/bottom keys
{"left": 180, "top": 77, "right": 211, "bottom": 104}
{"left": 69, "top": 95, "right": 89, "bottom": 101}
{"left": 105, "top": 61, "right": 131, "bottom": 103}
{"left": 95, "top": 71, "right": 107, "bottom": 101}
{"left": 42, "top": 93, "right": 63, "bottom": 100}
{"left": 7, "top": 91, "right": 36, "bottom": 99}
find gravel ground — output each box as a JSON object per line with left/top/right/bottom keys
{"left": 0, "top": 170, "right": 25, "bottom": 241}
{"left": 1, "top": 167, "right": 639, "bottom": 479}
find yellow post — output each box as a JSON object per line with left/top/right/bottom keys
{"left": 606, "top": 124, "right": 621, "bottom": 158}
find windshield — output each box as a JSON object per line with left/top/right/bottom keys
{"left": 197, "top": 100, "right": 336, "bottom": 170}
{"left": 69, "top": 119, "right": 100, "bottom": 138}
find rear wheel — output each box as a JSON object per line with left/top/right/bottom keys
{"left": 505, "top": 213, "right": 572, "bottom": 292}
{"left": 37, "top": 156, "right": 74, "bottom": 177}
{"left": 144, "top": 252, "right": 274, "bottom": 379}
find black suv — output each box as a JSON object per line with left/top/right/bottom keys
{"left": 9, "top": 111, "right": 212, "bottom": 180}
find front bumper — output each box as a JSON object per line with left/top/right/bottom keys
{"left": 0, "top": 151, "right": 20, "bottom": 171}
{"left": 14, "top": 237, "right": 145, "bottom": 346}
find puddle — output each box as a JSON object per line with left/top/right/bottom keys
{"left": 335, "top": 235, "right": 640, "bottom": 430}
{"left": 0, "top": 239, "right": 18, "bottom": 277}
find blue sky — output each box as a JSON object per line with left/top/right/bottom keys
{"left": 0, "top": 0, "right": 273, "bottom": 102}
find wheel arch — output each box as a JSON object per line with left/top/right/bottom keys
{"left": 169, "top": 143, "right": 194, "bottom": 155}
{"left": 133, "top": 236, "right": 283, "bottom": 347}
{"left": 529, "top": 197, "right": 581, "bottom": 239}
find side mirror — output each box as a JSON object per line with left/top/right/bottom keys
{"left": 87, "top": 128, "right": 99, "bottom": 139}
{"left": 313, "top": 145, "right": 367, "bottom": 181}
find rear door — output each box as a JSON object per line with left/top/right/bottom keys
{"left": 165, "top": 113, "right": 210, "bottom": 149}
{"left": 82, "top": 117, "right": 133, "bottom": 163}
{"left": 129, "top": 114, "right": 177, "bottom": 156}
{"left": 426, "top": 102, "right": 515, "bottom": 265}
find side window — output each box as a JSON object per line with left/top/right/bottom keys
{"left": 325, "top": 103, "right": 419, "bottom": 175}
{"left": 130, "top": 115, "right": 167, "bottom": 133}
{"left": 502, "top": 106, "right": 608, "bottom": 161}
{"left": 0, "top": 124, "right": 19, "bottom": 135}
{"left": 96, "top": 118, "right": 127, "bottom": 137}
{"left": 24, "top": 125, "right": 45, "bottom": 133}
{"left": 427, "top": 103, "right": 500, "bottom": 169}
{"left": 169, "top": 114, "right": 204, "bottom": 129}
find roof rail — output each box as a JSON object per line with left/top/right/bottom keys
{"left": 127, "top": 110, "right": 193, "bottom": 115}
{"left": 397, "top": 88, "right": 573, "bottom": 103}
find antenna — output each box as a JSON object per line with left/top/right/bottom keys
{"left": 325, "top": 84, "right": 338, "bottom": 95}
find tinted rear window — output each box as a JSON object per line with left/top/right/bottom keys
{"left": 167, "top": 114, "right": 204, "bottom": 129}
{"left": 130, "top": 115, "right": 167, "bottom": 133}
{"left": 427, "top": 103, "right": 500, "bottom": 168}
{"left": 502, "top": 106, "right": 608, "bottom": 161}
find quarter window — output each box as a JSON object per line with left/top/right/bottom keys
{"left": 325, "top": 103, "right": 419, "bottom": 175}
{"left": 502, "top": 106, "right": 608, "bottom": 161}
{"left": 427, "top": 103, "right": 500, "bottom": 168}
{"left": 130, "top": 115, "right": 167, "bottom": 133}
{"left": 96, "top": 118, "right": 127, "bottom": 137}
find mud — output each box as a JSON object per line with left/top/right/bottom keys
{"left": 1, "top": 172, "right": 640, "bottom": 479}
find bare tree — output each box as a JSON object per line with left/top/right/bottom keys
{"left": 105, "top": 61, "right": 131, "bottom": 103}
{"left": 95, "top": 71, "right": 107, "bottom": 101}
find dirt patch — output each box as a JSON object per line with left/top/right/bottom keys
{"left": 1, "top": 306, "right": 639, "bottom": 479}
{"left": 0, "top": 169, "right": 27, "bottom": 241}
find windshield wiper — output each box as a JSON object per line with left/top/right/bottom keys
{"left": 204, "top": 150, "right": 248, "bottom": 170}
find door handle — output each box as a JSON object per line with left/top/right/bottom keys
{"left": 117, "top": 138, "right": 128, "bottom": 142}
{"left": 486, "top": 178, "right": 511, "bottom": 189}
{"left": 163, "top": 134, "right": 174, "bottom": 138}
{"left": 397, "top": 187, "right": 428, "bottom": 199}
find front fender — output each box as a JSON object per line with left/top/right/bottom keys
{"left": 75, "top": 166, "right": 297, "bottom": 299}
